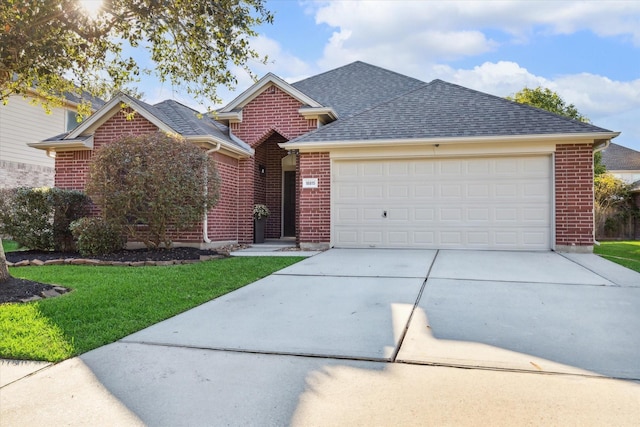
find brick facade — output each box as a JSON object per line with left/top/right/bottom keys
{"left": 55, "top": 109, "right": 159, "bottom": 190}
{"left": 297, "top": 152, "right": 331, "bottom": 248}
{"left": 229, "top": 86, "right": 317, "bottom": 243}
{"left": 206, "top": 152, "right": 240, "bottom": 242}
{"left": 555, "top": 143, "right": 595, "bottom": 250}
{"left": 232, "top": 86, "right": 317, "bottom": 145}
{"left": 53, "top": 109, "right": 248, "bottom": 245}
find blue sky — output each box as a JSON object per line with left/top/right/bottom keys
{"left": 142, "top": 0, "right": 640, "bottom": 151}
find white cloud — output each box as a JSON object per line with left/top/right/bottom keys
{"left": 310, "top": 0, "right": 640, "bottom": 73}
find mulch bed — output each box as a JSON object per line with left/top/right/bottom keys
{"left": 1, "top": 246, "right": 238, "bottom": 304}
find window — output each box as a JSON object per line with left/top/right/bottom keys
{"left": 66, "top": 110, "right": 79, "bottom": 132}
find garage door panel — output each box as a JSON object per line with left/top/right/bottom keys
{"left": 333, "top": 156, "right": 551, "bottom": 250}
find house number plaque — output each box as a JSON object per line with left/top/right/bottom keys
{"left": 302, "top": 178, "right": 318, "bottom": 188}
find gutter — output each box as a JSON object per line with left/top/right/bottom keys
{"left": 592, "top": 139, "right": 610, "bottom": 153}
{"left": 203, "top": 143, "right": 221, "bottom": 244}
{"left": 280, "top": 131, "right": 622, "bottom": 151}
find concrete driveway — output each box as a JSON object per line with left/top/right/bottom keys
{"left": 2, "top": 249, "right": 640, "bottom": 426}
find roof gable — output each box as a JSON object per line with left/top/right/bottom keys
{"left": 31, "top": 93, "right": 252, "bottom": 157}
{"left": 219, "top": 73, "right": 324, "bottom": 113}
{"left": 287, "top": 79, "right": 617, "bottom": 145}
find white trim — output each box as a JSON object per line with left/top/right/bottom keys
{"left": 280, "top": 132, "right": 621, "bottom": 151}
{"left": 219, "top": 73, "right": 323, "bottom": 113}
{"left": 185, "top": 135, "right": 252, "bottom": 159}
{"left": 28, "top": 136, "right": 94, "bottom": 151}
{"left": 298, "top": 106, "right": 338, "bottom": 122}
{"left": 213, "top": 110, "right": 242, "bottom": 123}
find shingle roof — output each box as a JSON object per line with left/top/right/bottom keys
{"left": 63, "top": 91, "right": 106, "bottom": 110}
{"left": 291, "top": 79, "right": 614, "bottom": 143}
{"left": 291, "top": 61, "right": 425, "bottom": 118}
{"left": 42, "top": 96, "right": 251, "bottom": 153}
{"left": 150, "top": 100, "right": 229, "bottom": 138}
{"left": 601, "top": 143, "right": 640, "bottom": 170}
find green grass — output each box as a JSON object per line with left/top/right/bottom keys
{"left": 1, "top": 257, "right": 303, "bottom": 362}
{"left": 2, "top": 239, "right": 21, "bottom": 253}
{"left": 594, "top": 241, "right": 640, "bottom": 273}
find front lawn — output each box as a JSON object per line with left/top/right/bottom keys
{"left": 594, "top": 241, "right": 640, "bottom": 273}
{"left": 1, "top": 256, "right": 303, "bottom": 362}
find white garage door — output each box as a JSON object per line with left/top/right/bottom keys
{"left": 332, "top": 156, "right": 552, "bottom": 250}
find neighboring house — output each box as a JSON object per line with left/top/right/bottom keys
{"left": 601, "top": 142, "right": 640, "bottom": 189}
{"left": 600, "top": 142, "right": 640, "bottom": 238}
{"left": 0, "top": 92, "right": 104, "bottom": 188}
{"left": 31, "top": 61, "right": 619, "bottom": 252}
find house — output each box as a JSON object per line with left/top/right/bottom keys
{"left": 601, "top": 143, "right": 640, "bottom": 188}
{"left": 600, "top": 142, "right": 640, "bottom": 238}
{"left": 0, "top": 92, "right": 104, "bottom": 188}
{"left": 30, "top": 61, "right": 619, "bottom": 252}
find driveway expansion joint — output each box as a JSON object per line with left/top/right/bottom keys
{"left": 390, "top": 249, "right": 439, "bottom": 363}
{"left": 117, "top": 339, "right": 394, "bottom": 363}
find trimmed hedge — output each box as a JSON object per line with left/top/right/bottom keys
{"left": 70, "top": 217, "right": 125, "bottom": 256}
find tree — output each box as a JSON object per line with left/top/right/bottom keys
{"left": 508, "top": 86, "right": 606, "bottom": 176}
{"left": 0, "top": 243, "right": 9, "bottom": 283}
{"left": 86, "top": 132, "right": 220, "bottom": 249}
{"left": 507, "top": 87, "right": 590, "bottom": 123}
{"left": 594, "top": 173, "right": 638, "bottom": 237}
{"left": 1, "top": 0, "right": 273, "bottom": 116}
{"left": 0, "top": 0, "right": 271, "bottom": 282}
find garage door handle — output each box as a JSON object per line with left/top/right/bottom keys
{"left": 382, "top": 210, "right": 387, "bottom": 218}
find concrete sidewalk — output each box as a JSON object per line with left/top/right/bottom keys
{"left": 2, "top": 249, "right": 639, "bottom": 426}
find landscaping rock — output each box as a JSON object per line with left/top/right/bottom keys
{"left": 13, "top": 260, "right": 30, "bottom": 267}
{"left": 44, "top": 259, "right": 66, "bottom": 265}
{"left": 30, "top": 259, "right": 45, "bottom": 266}
{"left": 41, "top": 289, "right": 61, "bottom": 298}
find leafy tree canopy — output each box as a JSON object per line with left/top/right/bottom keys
{"left": 1, "top": 0, "right": 273, "bottom": 117}
{"left": 508, "top": 86, "right": 606, "bottom": 175}
{"left": 507, "top": 87, "right": 590, "bottom": 123}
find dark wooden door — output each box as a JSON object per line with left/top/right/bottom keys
{"left": 283, "top": 171, "right": 296, "bottom": 237}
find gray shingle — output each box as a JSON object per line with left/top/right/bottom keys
{"left": 601, "top": 143, "right": 640, "bottom": 170}
{"left": 292, "top": 79, "right": 613, "bottom": 143}
{"left": 291, "top": 61, "right": 425, "bottom": 118}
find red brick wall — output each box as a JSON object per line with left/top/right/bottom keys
{"left": 55, "top": 109, "right": 158, "bottom": 189}
{"left": 555, "top": 143, "right": 595, "bottom": 248}
{"left": 229, "top": 86, "right": 318, "bottom": 243}
{"left": 54, "top": 109, "right": 245, "bottom": 244}
{"left": 232, "top": 86, "right": 317, "bottom": 146}
{"left": 206, "top": 152, "right": 240, "bottom": 242}
{"left": 237, "top": 157, "right": 255, "bottom": 244}
{"left": 298, "top": 152, "right": 331, "bottom": 245}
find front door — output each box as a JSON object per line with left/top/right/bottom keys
{"left": 283, "top": 171, "right": 296, "bottom": 237}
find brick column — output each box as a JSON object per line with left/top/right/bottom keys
{"left": 297, "top": 152, "right": 331, "bottom": 249}
{"left": 555, "top": 143, "right": 595, "bottom": 252}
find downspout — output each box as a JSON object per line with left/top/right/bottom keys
{"left": 203, "top": 142, "right": 221, "bottom": 244}
{"left": 593, "top": 139, "right": 610, "bottom": 153}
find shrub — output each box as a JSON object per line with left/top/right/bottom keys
{"left": 49, "top": 188, "right": 91, "bottom": 251}
{"left": 0, "top": 187, "right": 53, "bottom": 250}
{"left": 70, "top": 217, "right": 125, "bottom": 256}
{"left": 86, "top": 131, "right": 220, "bottom": 249}
{"left": 0, "top": 187, "right": 90, "bottom": 251}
